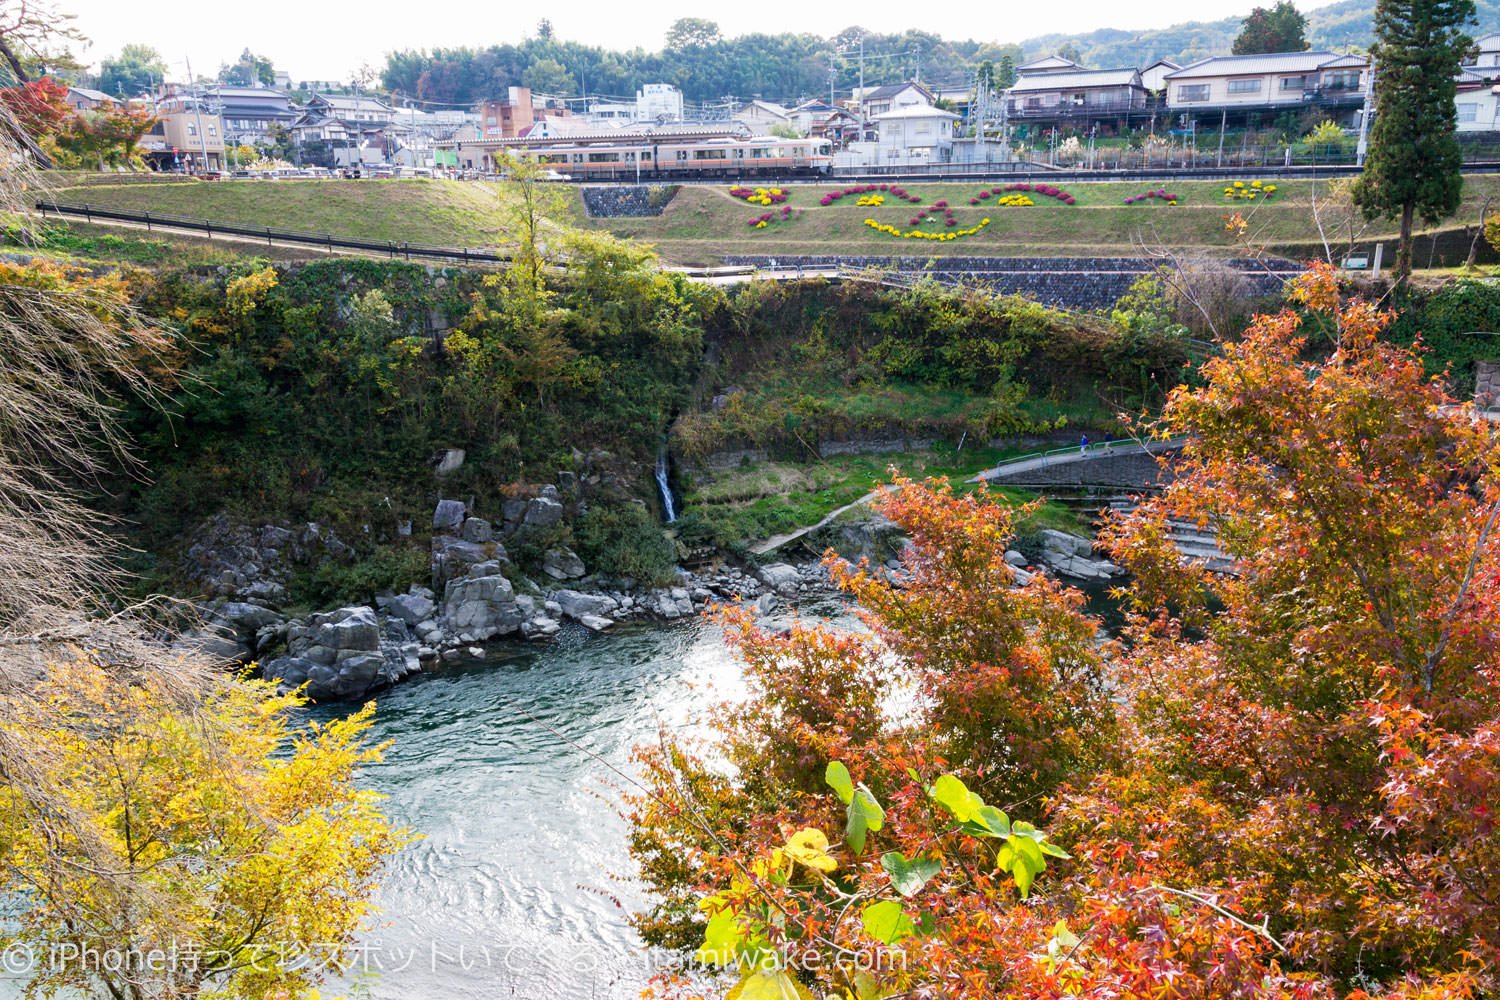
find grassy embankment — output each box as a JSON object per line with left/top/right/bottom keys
{"left": 46, "top": 173, "right": 1500, "bottom": 269}
{"left": 586, "top": 176, "right": 1500, "bottom": 265}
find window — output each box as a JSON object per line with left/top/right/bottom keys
{"left": 1458, "top": 102, "right": 1479, "bottom": 123}
{"left": 187, "top": 123, "right": 197, "bottom": 136}
{"left": 587, "top": 151, "right": 620, "bottom": 162}
{"left": 693, "top": 148, "right": 727, "bottom": 160}
{"left": 1280, "top": 75, "right": 1307, "bottom": 91}
{"left": 914, "top": 123, "right": 931, "bottom": 136}
{"left": 207, "top": 124, "right": 217, "bottom": 136}
{"left": 1227, "top": 79, "right": 1262, "bottom": 94}
{"left": 676, "top": 149, "right": 688, "bottom": 161}
{"left": 1024, "top": 97, "right": 1042, "bottom": 108}
{"left": 1178, "top": 84, "right": 1210, "bottom": 102}
{"left": 1325, "top": 71, "right": 1361, "bottom": 90}
{"left": 640, "top": 152, "right": 650, "bottom": 162}
{"left": 1070, "top": 92, "right": 1086, "bottom": 106}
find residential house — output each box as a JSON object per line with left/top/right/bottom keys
{"left": 734, "top": 99, "right": 791, "bottom": 135}
{"left": 190, "top": 84, "right": 297, "bottom": 145}
{"left": 301, "top": 94, "right": 397, "bottom": 122}
{"left": 1473, "top": 32, "right": 1500, "bottom": 68}
{"left": 1139, "top": 58, "right": 1182, "bottom": 93}
{"left": 1015, "top": 55, "right": 1085, "bottom": 77}
{"left": 585, "top": 100, "right": 638, "bottom": 126}
{"left": 860, "top": 82, "right": 933, "bottom": 120}
{"left": 140, "top": 108, "right": 225, "bottom": 172}
{"left": 1164, "top": 51, "right": 1369, "bottom": 126}
{"left": 787, "top": 100, "right": 859, "bottom": 141}
{"left": 1456, "top": 67, "right": 1500, "bottom": 131}
{"left": 871, "top": 102, "right": 960, "bottom": 162}
{"left": 1006, "top": 67, "right": 1148, "bottom": 134}
{"left": 66, "top": 87, "right": 116, "bottom": 111}
{"left": 637, "top": 83, "right": 684, "bottom": 121}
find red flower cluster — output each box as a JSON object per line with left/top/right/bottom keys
{"left": 910, "top": 202, "right": 959, "bottom": 226}
{"left": 745, "top": 204, "right": 798, "bottom": 227}
{"left": 730, "top": 185, "right": 788, "bottom": 204}
{"left": 821, "top": 183, "right": 923, "bottom": 206}
{"left": 971, "top": 182, "right": 1076, "bottom": 205}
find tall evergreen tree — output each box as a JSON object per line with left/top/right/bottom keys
{"left": 1231, "top": 2, "right": 1309, "bottom": 54}
{"left": 1353, "top": 0, "right": 1475, "bottom": 282}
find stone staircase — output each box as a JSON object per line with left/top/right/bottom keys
{"left": 1107, "top": 501, "right": 1237, "bottom": 576}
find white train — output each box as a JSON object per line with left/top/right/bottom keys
{"left": 510, "top": 136, "right": 834, "bottom": 180}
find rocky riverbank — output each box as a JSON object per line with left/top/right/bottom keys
{"left": 176, "top": 499, "right": 1121, "bottom": 702}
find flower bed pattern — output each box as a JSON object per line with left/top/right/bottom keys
{"left": 1223, "top": 180, "right": 1276, "bottom": 201}
{"left": 730, "top": 185, "right": 789, "bottom": 206}
{"left": 969, "top": 183, "right": 1076, "bottom": 206}
{"left": 746, "top": 205, "right": 802, "bottom": 228}
{"left": 1125, "top": 188, "right": 1181, "bottom": 206}
{"left": 863, "top": 217, "right": 992, "bottom": 242}
{"left": 820, "top": 183, "right": 921, "bottom": 206}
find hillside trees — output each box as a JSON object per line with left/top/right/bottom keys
{"left": 96, "top": 42, "right": 166, "bottom": 97}
{"left": 1232, "top": 0, "right": 1310, "bottom": 54}
{"left": 625, "top": 264, "right": 1500, "bottom": 997}
{"left": 1353, "top": 0, "right": 1475, "bottom": 282}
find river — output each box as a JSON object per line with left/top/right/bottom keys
{"left": 313, "top": 609, "right": 809, "bottom": 1000}
{"left": 316, "top": 582, "right": 1115, "bottom": 1000}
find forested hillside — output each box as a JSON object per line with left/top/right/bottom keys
{"left": 379, "top": 1, "right": 1496, "bottom": 107}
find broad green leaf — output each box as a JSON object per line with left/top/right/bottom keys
{"left": 972, "top": 805, "right": 1010, "bottom": 838}
{"left": 1012, "top": 858, "right": 1036, "bottom": 898}
{"left": 846, "top": 786, "right": 885, "bottom": 854}
{"left": 1011, "top": 833, "right": 1045, "bottom": 874}
{"left": 825, "top": 761, "right": 855, "bottom": 805}
{"left": 929, "top": 773, "right": 983, "bottom": 823}
{"left": 696, "top": 899, "right": 745, "bottom": 966}
{"left": 852, "top": 971, "right": 888, "bottom": 1000}
{"left": 881, "top": 851, "right": 941, "bottom": 897}
{"left": 726, "top": 968, "right": 813, "bottom": 1000}
{"left": 1039, "top": 839, "right": 1071, "bottom": 859}
{"left": 861, "top": 899, "right": 916, "bottom": 944}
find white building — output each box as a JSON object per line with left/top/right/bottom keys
{"left": 1473, "top": 32, "right": 1500, "bottom": 68}
{"left": 1164, "top": 51, "right": 1369, "bottom": 124}
{"left": 637, "top": 83, "right": 684, "bottom": 122}
{"left": 1140, "top": 59, "right": 1182, "bottom": 93}
{"left": 871, "top": 102, "right": 960, "bottom": 162}
{"left": 586, "top": 100, "right": 637, "bottom": 126}
{"left": 1457, "top": 67, "right": 1500, "bottom": 131}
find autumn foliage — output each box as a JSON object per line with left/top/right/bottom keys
{"left": 627, "top": 263, "right": 1500, "bottom": 998}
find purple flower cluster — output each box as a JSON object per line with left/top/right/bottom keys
{"left": 1124, "top": 188, "right": 1181, "bottom": 205}
{"left": 972, "top": 182, "right": 1076, "bottom": 205}
{"left": 820, "top": 183, "right": 923, "bottom": 207}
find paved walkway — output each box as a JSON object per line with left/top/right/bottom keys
{"left": 968, "top": 437, "right": 1188, "bottom": 484}
{"left": 749, "top": 489, "right": 885, "bottom": 556}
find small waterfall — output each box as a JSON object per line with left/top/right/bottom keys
{"left": 655, "top": 448, "right": 677, "bottom": 523}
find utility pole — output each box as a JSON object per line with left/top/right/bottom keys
{"left": 858, "top": 33, "right": 865, "bottom": 141}
{"left": 185, "top": 56, "right": 211, "bottom": 173}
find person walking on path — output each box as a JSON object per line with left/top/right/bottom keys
{"left": 1080, "top": 433, "right": 1089, "bottom": 454}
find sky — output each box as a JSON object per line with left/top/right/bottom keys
{"left": 64, "top": 0, "right": 1320, "bottom": 83}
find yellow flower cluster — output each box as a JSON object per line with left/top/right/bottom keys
{"left": 754, "top": 221, "right": 768, "bottom": 228}
{"left": 742, "top": 186, "right": 785, "bottom": 206}
{"left": 863, "top": 218, "right": 992, "bottom": 241}
{"left": 996, "top": 194, "right": 1034, "bottom": 206}
{"left": 856, "top": 194, "right": 885, "bottom": 206}
{"left": 1224, "top": 180, "right": 1276, "bottom": 201}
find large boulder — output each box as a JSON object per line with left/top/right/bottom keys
{"left": 461, "top": 517, "right": 494, "bottom": 543}
{"left": 542, "top": 548, "right": 586, "bottom": 580}
{"left": 524, "top": 496, "right": 564, "bottom": 528}
{"left": 551, "top": 589, "right": 619, "bottom": 621}
{"left": 431, "top": 534, "right": 507, "bottom": 591}
{"left": 758, "top": 563, "right": 802, "bottom": 595}
{"left": 264, "top": 604, "right": 411, "bottom": 700}
{"left": 433, "top": 499, "right": 467, "bottom": 533}
{"left": 443, "top": 572, "right": 525, "bottom": 641}
{"left": 376, "top": 586, "right": 437, "bottom": 627}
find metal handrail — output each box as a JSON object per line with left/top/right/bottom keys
{"left": 36, "top": 200, "right": 510, "bottom": 266}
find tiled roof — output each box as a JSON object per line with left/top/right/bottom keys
{"left": 1009, "top": 68, "right": 1143, "bottom": 92}
{"left": 1165, "top": 51, "right": 1368, "bottom": 79}
{"left": 870, "top": 103, "right": 960, "bottom": 120}
{"left": 863, "top": 82, "right": 933, "bottom": 101}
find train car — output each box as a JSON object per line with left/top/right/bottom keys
{"left": 510, "top": 136, "right": 833, "bottom": 181}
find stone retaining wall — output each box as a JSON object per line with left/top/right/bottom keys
{"left": 720, "top": 255, "right": 1299, "bottom": 309}
{"left": 580, "top": 185, "right": 679, "bottom": 218}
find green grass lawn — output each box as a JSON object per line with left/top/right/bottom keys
{"left": 586, "top": 176, "right": 1500, "bottom": 265}
{"left": 45, "top": 177, "right": 517, "bottom": 247}
{"left": 41, "top": 172, "right": 1500, "bottom": 269}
